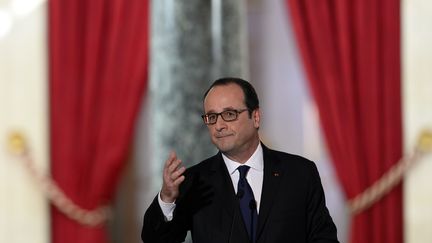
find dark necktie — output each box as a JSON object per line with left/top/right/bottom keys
{"left": 237, "top": 165, "right": 258, "bottom": 243}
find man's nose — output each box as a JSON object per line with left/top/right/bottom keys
{"left": 214, "top": 116, "right": 227, "bottom": 131}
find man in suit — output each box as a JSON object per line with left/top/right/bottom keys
{"left": 142, "top": 77, "right": 339, "bottom": 243}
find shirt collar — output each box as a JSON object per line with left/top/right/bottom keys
{"left": 222, "top": 143, "right": 264, "bottom": 175}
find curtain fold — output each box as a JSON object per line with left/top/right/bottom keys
{"left": 48, "top": 0, "right": 149, "bottom": 242}
{"left": 286, "top": 0, "right": 402, "bottom": 242}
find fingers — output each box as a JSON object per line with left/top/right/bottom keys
{"left": 164, "top": 151, "right": 178, "bottom": 170}
{"left": 172, "top": 167, "right": 186, "bottom": 185}
{"left": 164, "top": 151, "right": 185, "bottom": 182}
{"left": 161, "top": 151, "right": 186, "bottom": 202}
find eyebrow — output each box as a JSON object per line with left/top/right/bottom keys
{"left": 205, "top": 107, "right": 237, "bottom": 114}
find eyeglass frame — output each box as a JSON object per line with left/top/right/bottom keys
{"left": 201, "top": 108, "right": 250, "bottom": 125}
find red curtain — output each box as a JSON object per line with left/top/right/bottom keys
{"left": 286, "top": 1, "right": 402, "bottom": 243}
{"left": 48, "top": 0, "right": 149, "bottom": 242}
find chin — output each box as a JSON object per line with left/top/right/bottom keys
{"left": 214, "top": 142, "right": 233, "bottom": 153}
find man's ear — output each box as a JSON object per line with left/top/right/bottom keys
{"left": 253, "top": 108, "right": 261, "bottom": 129}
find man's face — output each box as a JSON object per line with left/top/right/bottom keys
{"left": 203, "top": 83, "right": 260, "bottom": 160}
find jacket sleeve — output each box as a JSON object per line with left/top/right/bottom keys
{"left": 141, "top": 169, "right": 207, "bottom": 243}
{"left": 141, "top": 195, "right": 189, "bottom": 243}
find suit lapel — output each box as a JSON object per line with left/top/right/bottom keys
{"left": 208, "top": 152, "right": 237, "bottom": 215}
{"left": 206, "top": 148, "right": 284, "bottom": 242}
{"left": 256, "top": 145, "right": 283, "bottom": 240}
{"left": 207, "top": 153, "right": 250, "bottom": 243}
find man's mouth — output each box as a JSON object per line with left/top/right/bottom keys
{"left": 215, "top": 133, "right": 233, "bottom": 139}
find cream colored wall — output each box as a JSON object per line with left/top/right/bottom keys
{"left": 0, "top": 1, "right": 49, "bottom": 242}
{"left": 403, "top": 0, "right": 432, "bottom": 242}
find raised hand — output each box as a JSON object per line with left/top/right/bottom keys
{"left": 160, "top": 151, "right": 186, "bottom": 203}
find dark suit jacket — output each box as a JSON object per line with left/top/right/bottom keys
{"left": 142, "top": 144, "right": 339, "bottom": 243}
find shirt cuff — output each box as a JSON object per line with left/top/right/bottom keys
{"left": 158, "top": 192, "right": 176, "bottom": 221}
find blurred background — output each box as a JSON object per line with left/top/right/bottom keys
{"left": 1, "top": 0, "right": 431, "bottom": 243}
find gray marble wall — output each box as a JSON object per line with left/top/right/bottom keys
{"left": 150, "top": 0, "right": 249, "bottom": 181}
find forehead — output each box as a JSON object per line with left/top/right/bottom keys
{"left": 204, "top": 84, "right": 245, "bottom": 111}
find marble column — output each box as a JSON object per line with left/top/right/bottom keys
{"left": 112, "top": 1, "right": 249, "bottom": 242}
{"left": 150, "top": 0, "right": 249, "bottom": 181}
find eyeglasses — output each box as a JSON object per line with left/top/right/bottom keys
{"left": 201, "top": 108, "right": 249, "bottom": 125}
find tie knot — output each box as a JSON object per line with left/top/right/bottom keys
{"left": 238, "top": 165, "right": 250, "bottom": 180}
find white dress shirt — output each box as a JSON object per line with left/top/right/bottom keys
{"left": 158, "top": 143, "right": 264, "bottom": 221}
{"left": 222, "top": 143, "right": 264, "bottom": 213}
